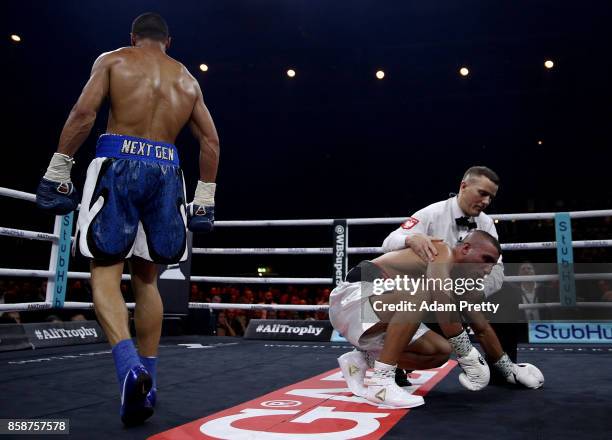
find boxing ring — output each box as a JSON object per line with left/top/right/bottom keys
{"left": 1, "top": 185, "right": 612, "bottom": 439}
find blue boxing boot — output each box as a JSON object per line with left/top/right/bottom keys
{"left": 120, "top": 365, "right": 153, "bottom": 426}
{"left": 144, "top": 388, "right": 157, "bottom": 410}
{"left": 139, "top": 355, "right": 158, "bottom": 408}
{"left": 113, "top": 340, "right": 153, "bottom": 426}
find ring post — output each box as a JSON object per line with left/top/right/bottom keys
{"left": 332, "top": 220, "right": 348, "bottom": 286}
{"left": 46, "top": 213, "right": 74, "bottom": 308}
{"left": 554, "top": 212, "right": 576, "bottom": 306}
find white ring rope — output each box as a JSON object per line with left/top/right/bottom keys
{"left": 0, "top": 301, "right": 133, "bottom": 312}
{"left": 193, "top": 247, "right": 337, "bottom": 255}
{"left": 504, "top": 273, "right": 612, "bottom": 282}
{"left": 188, "top": 302, "right": 330, "bottom": 312}
{"left": 0, "top": 187, "right": 37, "bottom": 203}
{"left": 192, "top": 240, "right": 612, "bottom": 255}
{"left": 0, "top": 269, "right": 131, "bottom": 281}
{"left": 518, "top": 302, "right": 612, "bottom": 310}
{"left": 0, "top": 302, "right": 53, "bottom": 312}
{"left": 213, "top": 210, "right": 612, "bottom": 226}
{"left": 189, "top": 276, "right": 333, "bottom": 284}
{"left": 2, "top": 226, "right": 611, "bottom": 252}
{"left": 491, "top": 210, "right": 612, "bottom": 221}
{"left": 0, "top": 227, "right": 58, "bottom": 242}
{"left": 0, "top": 301, "right": 330, "bottom": 312}
{"left": 3, "top": 300, "right": 612, "bottom": 313}
{"left": 1, "top": 267, "right": 612, "bottom": 285}
{"left": 1, "top": 186, "right": 611, "bottom": 223}
{"left": 501, "top": 240, "right": 612, "bottom": 251}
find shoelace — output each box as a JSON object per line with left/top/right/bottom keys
{"left": 372, "top": 367, "right": 396, "bottom": 380}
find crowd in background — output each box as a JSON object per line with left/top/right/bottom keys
{"left": 0, "top": 279, "right": 94, "bottom": 325}
{"left": 185, "top": 284, "right": 331, "bottom": 336}
{"left": 0, "top": 279, "right": 332, "bottom": 336}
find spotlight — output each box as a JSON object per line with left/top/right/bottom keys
{"left": 544, "top": 60, "right": 554, "bottom": 69}
{"left": 459, "top": 67, "right": 469, "bottom": 77}
{"left": 10, "top": 34, "right": 21, "bottom": 43}
{"left": 286, "top": 69, "right": 296, "bottom": 78}
{"left": 199, "top": 64, "right": 209, "bottom": 72}
{"left": 376, "top": 70, "right": 385, "bottom": 79}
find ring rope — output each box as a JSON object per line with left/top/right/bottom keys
{"left": 2, "top": 300, "right": 612, "bottom": 313}
{"left": 517, "top": 302, "right": 612, "bottom": 310}
{"left": 2, "top": 223, "right": 611, "bottom": 252}
{"left": 0, "top": 269, "right": 130, "bottom": 281}
{"left": 213, "top": 211, "right": 612, "bottom": 226}
{"left": 189, "top": 276, "right": 333, "bottom": 284}
{"left": 1, "top": 267, "right": 611, "bottom": 284}
{"left": 192, "top": 240, "right": 612, "bottom": 255}
{"left": 0, "top": 187, "right": 37, "bottom": 203}
{"left": 0, "top": 227, "right": 59, "bottom": 242}
{"left": 1, "top": 186, "right": 611, "bottom": 223}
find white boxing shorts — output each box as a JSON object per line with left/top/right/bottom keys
{"left": 329, "top": 279, "right": 429, "bottom": 353}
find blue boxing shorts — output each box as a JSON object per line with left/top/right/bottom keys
{"left": 77, "top": 134, "right": 188, "bottom": 264}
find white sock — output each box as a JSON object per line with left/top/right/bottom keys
{"left": 373, "top": 360, "right": 396, "bottom": 380}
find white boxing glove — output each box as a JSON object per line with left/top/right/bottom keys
{"left": 505, "top": 363, "right": 544, "bottom": 389}
{"left": 457, "top": 347, "right": 490, "bottom": 391}
{"left": 494, "top": 353, "right": 544, "bottom": 389}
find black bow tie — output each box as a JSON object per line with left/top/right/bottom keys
{"left": 455, "top": 216, "right": 477, "bottom": 229}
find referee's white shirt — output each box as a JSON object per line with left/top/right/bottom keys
{"left": 382, "top": 196, "right": 504, "bottom": 297}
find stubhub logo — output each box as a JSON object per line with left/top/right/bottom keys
{"left": 529, "top": 322, "right": 612, "bottom": 344}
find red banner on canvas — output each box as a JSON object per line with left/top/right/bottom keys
{"left": 150, "top": 360, "right": 456, "bottom": 440}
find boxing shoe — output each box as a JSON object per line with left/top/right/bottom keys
{"left": 363, "top": 364, "right": 424, "bottom": 409}
{"left": 145, "top": 387, "right": 157, "bottom": 408}
{"left": 395, "top": 368, "right": 413, "bottom": 387}
{"left": 120, "top": 365, "right": 153, "bottom": 426}
{"left": 338, "top": 350, "right": 369, "bottom": 397}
